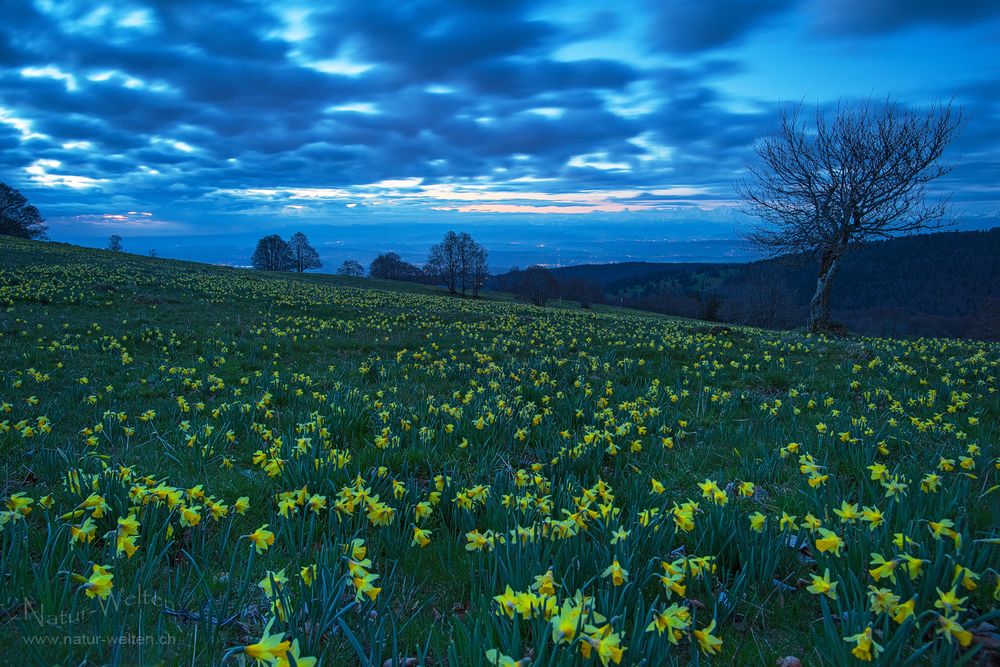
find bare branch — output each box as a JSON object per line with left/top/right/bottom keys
{"left": 734, "top": 97, "right": 964, "bottom": 332}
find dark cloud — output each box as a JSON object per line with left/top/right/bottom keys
{"left": 814, "top": 0, "right": 1000, "bottom": 34}
{"left": 308, "top": 0, "right": 553, "bottom": 79}
{"left": 644, "top": 0, "right": 794, "bottom": 54}
{"left": 0, "top": 0, "right": 995, "bottom": 246}
{"left": 643, "top": 0, "right": 1000, "bottom": 51}
{"left": 0, "top": 2, "right": 49, "bottom": 66}
{"left": 0, "top": 125, "right": 22, "bottom": 151}
{"left": 1, "top": 0, "right": 655, "bottom": 200}
{"left": 462, "top": 58, "right": 638, "bottom": 96}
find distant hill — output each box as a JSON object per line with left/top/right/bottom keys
{"left": 492, "top": 228, "right": 1000, "bottom": 340}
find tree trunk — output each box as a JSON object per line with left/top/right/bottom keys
{"left": 808, "top": 249, "right": 841, "bottom": 333}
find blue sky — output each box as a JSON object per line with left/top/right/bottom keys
{"left": 2, "top": 0, "right": 998, "bottom": 269}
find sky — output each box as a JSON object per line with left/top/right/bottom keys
{"left": 1, "top": 0, "right": 999, "bottom": 269}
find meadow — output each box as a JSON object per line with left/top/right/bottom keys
{"left": 0, "top": 236, "right": 997, "bottom": 666}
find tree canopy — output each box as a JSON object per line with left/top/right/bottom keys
{"left": 251, "top": 234, "right": 294, "bottom": 271}
{"left": 337, "top": 259, "right": 365, "bottom": 277}
{"left": 369, "top": 252, "right": 422, "bottom": 281}
{"left": 0, "top": 181, "right": 47, "bottom": 239}
{"left": 289, "top": 232, "right": 322, "bottom": 273}
{"left": 425, "top": 231, "right": 489, "bottom": 297}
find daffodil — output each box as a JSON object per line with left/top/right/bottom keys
{"left": 233, "top": 496, "right": 250, "bottom": 514}
{"left": 934, "top": 587, "right": 968, "bottom": 614}
{"left": 867, "top": 586, "right": 900, "bottom": 614}
{"left": 937, "top": 614, "right": 973, "bottom": 647}
{"left": 485, "top": 649, "right": 529, "bottom": 667}
{"left": 532, "top": 569, "right": 556, "bottom": 597}
{"left": 80, "top": 564, "right": 114, "bottom": 599}
{"left": 580, "top": 624, "right": 625, "bottom": 666}
{"left": 844, "top": 626, "right": 882, "bottom": 662}
{"left": 891, "top": 597, "right": 916, "bottom": 624}
{"left": 833, "top": 500, "right": 860, "bottom": 523}
{"left": 602, "top": 559, "right": 628, "bottom": 586}
{"left": 247, "top": 524, "right": 275, "bottom": 554}
{"left": 868, "top": 553, "right": 898, "bottom": 583}
{"left": 807, "top": 569, "right": 838, "bottom": 600}
{"left": 276, "top": 639, "right": 316, "bottom": 667}
{"left": 258, "top": 569, "right": 288, "bottom": 598}
{"left": 692, "top": 618, "right": 723, "bottom": 655}
{"left": 646, "top": 603, "right": 690, "bottom": 643}
{"left": 411, "top": 525, "right": 432, "bottom": 547}
{"left": 610, "top": 526, "right": 630, "bottom": 543}
{"left": 243, "top": 619, "right": 291, "bottom": 665}
{"left": 814, "top": 528, "right": 844, "bottom": 556}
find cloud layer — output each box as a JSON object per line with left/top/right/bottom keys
{"left": 1, "top": 0, "right": 997, "bottom": 253}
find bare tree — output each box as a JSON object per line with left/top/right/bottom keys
{"left": 106, "top": 234, "right": 124, "bottom": 253}
{"left": 470, "top": 242, "right": 489, "bottom": 298}
{"left": 426, "top": 231, "right": 489, "bottom": 296}
{"left": 737, "top": 99, "right": 963, "bottom": 333}
{"left": 457, "top": 232, "right": 475, "bottom": 296}
{"left": 426, "top": 231, "right": 461, "bottom": 294}
{"left": 251, "top": 234, "right": 293, "bottom": 271}
{"left": 289, "top": 232, "right": 322, "bottom": 272}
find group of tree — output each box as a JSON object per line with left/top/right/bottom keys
{"left": 355, "top": 232, "right": 493, "bottom": 299}
{"left": 425, "top": 231, "right": 490, "bottom": 297}
{"left": 251, "top": 230, "right": 492, "bottom": 298}
{"left": 251, "top": 232, "right": 322, "bottom": 272}
{"left": 0, "top": 181, "right": 47, "bottom": 239}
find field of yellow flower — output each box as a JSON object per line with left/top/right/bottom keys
{"left": 1, "top": 236, "right": 997, "bottom": 666}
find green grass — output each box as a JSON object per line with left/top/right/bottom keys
{"left": 0, "top": 236, "right": 997, "bottom": 666}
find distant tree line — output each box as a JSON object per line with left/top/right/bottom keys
{"left": 493, "top": 265, "right": 605, "bottom": 308}
{"left": 364, "top": 232, "right": 491, "bottom": 298}
{"left": 250, "top": 230, "right": 493, "bottom": 298}
{"left": 495, "top": 228, "right": 999, "bottom": 340}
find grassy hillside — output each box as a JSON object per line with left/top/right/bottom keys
{"left": 1, "top": 237, "right": 997, "bottom": 666}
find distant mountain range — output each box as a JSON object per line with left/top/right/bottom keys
{"left": 491, "top": 228, "right": 1000, "bottom": 340}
